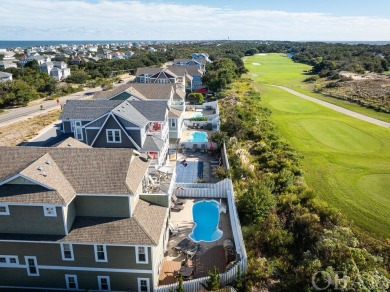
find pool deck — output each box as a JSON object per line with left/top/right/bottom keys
{"left": 159, "top": 198, "right": 233, "bottom": 286}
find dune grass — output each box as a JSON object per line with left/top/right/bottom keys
{"left": 245, "top": 54, "right": 390, "bottom": 238}
{"left": 246, "top": 54, "right": 390, "bottom": 123}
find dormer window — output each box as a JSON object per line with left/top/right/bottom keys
{"left": 0, "top": 204, "right": 10, "bottom": 216}
{"left": 43, "top": 205, "right": 57, "bottom": 217}
{"left": 106, "top": 129, "right": 121, "bottom": 143}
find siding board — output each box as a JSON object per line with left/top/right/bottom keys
{"left": 0, "top": 206, "right": 64, "bottom": 235}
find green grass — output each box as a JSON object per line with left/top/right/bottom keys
{"left": 245, "top": 54, "right": 390, "bottom": 238}
{"left": 245, "top": 54, "right": 390, "bottom": 123}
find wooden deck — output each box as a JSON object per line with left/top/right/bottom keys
{"left": 159, "top": 246, "right": 226, "bottom": 286}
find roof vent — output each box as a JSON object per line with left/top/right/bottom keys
{"left": 122, "top": 105, "right": 125, "bottom": 108}
{"left": 118, "top": 109, "right": 120, "bottom": 112}
{"left": 67, "top": 143, "right": 72, "bottom": 147}
{"left": 37, "top": 166, "right": 44, "bottom": 171}
{"left": 40, "top": 171, "right": 47, "bottom": 177}
{"left": 45, "top": 160, "right": 51, "bottom": 165}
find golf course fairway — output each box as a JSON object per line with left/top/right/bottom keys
{"left": 245, "top": 54, "right": 390, "bottom": 238}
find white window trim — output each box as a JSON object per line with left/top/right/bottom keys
{"left": 94, "top": 244, "right": 108, "bottom": 262}
{"left": 43, "top": 205, "right": 57, "bottom": 217}
{"left": 74, "top": 127, "right": 83, "bottom": 141}
{"left": 71, "top": 120, "right": 82, "bottom": 132}
{"left": 135, "top": 246, "right": 148, "bottom": 264}
{"left": 98, "top": 276, "right": 111, "bottom": 291}
{"left": 25, "top": 256, "right": 39, "bottom": 276}
{"left": 0, "top": 255, "right": 19, "bottom": 267}
{"left": 171, "top": 118, "right": 176, "bottom": 128}
{"left": 106, "top": 129, "right": 122, "bottom": 143}
{"left": 137, "top": 278, "right": 150, "bottom": 292}
{"left": 0, "top": 204, "right": 10, "bottom": 215}
{"left": 65, "top": 274, "right": 78, "bottom": 290}
{"left": 60, "top": 243, "right": 74, "bottom": 261}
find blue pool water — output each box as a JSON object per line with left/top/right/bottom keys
{"left": 187, "top": 131, "right": 208, "bottom": 142}
{"left": 189, "top": 200, "right": 223, "bottom": 243}
{"left": 191, "top": 112, "right": 203, "bottom": 118}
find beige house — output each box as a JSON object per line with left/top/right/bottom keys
{"left": 0, "top": 145, "right": 171, "bottom": 291}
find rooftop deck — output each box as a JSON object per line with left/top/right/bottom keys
{"left": 159, "top": 198, "right": 234, "bottom": 286}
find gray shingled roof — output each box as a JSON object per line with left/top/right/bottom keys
{"left": 113, "top": 100, "right": 167, "bottom": 127}
{"left": 0, "top": 199, "right": 168, "bottom": 245}
{"left": 60, "top": 100, "right": 122, "bottom": 120}
{"left": 135, "top": 67, "right": 162, "bottom": 76}
{"left": 93, "top": 84, "right": 132, "bottom": 99}
{"left": 0, "top": 185, "right": 64, "bottom": 205}
{"left": 93, "top": 83, "right": 173, "bottom": 101}
{"left": 0, "top": 147, "right": 150, "bottom": 202}
{"left": 142, "top": 135, "right": 165, "bottom": 152}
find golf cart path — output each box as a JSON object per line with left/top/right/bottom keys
{"left": 270, "top": 85, "right": 390, "bottom": 129}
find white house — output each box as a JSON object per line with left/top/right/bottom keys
{"left": 0, "top": 71, "right": 12, "bottom": 82}
{"left": 39, "top": 61, "right": 71, "bottom": 81}
{"left": 39, "top": 62, "right": 54, "bottom": 74}
{"left": 0, "top": 61, "right": 17, "bottom": 69}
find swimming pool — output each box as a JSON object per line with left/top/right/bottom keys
{"left": 191, "top": 112, "right": 203, "bottom": 119}
{"left": 187, "top": 131, "right": 208, "bottom": 142}
{"left": 189, "top": 200, "right": 223, "bottom": 243}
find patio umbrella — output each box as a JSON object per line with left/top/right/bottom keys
{"left": 209, "top": 142, "right": 214, "bottom": 151}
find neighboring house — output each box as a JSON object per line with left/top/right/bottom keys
{"left": 135, "top": 67, "right": 191, "bottom": 91}
{"left": 192, "top": 52, "right": 212, "bottom": 63}
{"left": 173, "top": 58, "right": 206, "bottom": 72}
{"left": 60, "top": 100, "right": 170, "bottom": 166}
{"left": 69, "top": 56, "right": 89, "bottom": 65}
{"left": 39, "top": 62, "right": 54, "bottom": 74}
{"left": 0, "top": 61, "right": 17, "bottom": 69}
{"left": 0, "top": 72, "right": 12, "bottom": 82}
{"left": 93, "top": 83, "right": 186, "bottom": 140}
{"left": 27, "top": 55, "right": 48, "bottom": 65}
{"left": 167, "top": 65, "right": 203, "bottom": 89}
{"left": 0, "top": 146, "right": 170, "bottom": 291}
{"left": 39, "top": 61, "right": 71, "bottom": 81}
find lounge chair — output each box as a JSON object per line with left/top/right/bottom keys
{"left": 169, "top": 223, "right": 179, "bottom": 236}
{"left": 183, "top": 243, "right": 199, "bottom": 259}
{"left": 172, "top": 193, "right": 185, "bottom": 205}
{"left": 170, "top": 202, "right": 184, "bottom": 212}
{"left": 173, "top": 238, "right": 191, "bottom": 253}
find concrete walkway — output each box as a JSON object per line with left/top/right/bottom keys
{"left": 270, "top": 85, "right": 390, "bottom": 129}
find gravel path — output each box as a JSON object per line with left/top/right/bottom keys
{"left": 271, "top": 85, "right": 390, "bottom": 129}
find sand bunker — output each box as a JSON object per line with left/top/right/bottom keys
{"left": 252, "top": 63, "right": 261, "bottom": 65}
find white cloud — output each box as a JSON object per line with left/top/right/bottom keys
{"left": 0, "top": 0, "right": 390, "bottom": 40}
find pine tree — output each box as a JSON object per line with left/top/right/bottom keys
{"left": 205, "top": 266, "right": 221, "bottom": 291}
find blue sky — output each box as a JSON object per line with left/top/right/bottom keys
{"left": 1, "top": 0, "right": 390, "bottom": 41}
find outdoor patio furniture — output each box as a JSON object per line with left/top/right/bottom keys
{"left": 170, "top": 202, "right": 184, "bottom": 212}
{"left": 183, "top": 242, "right": 200, "bottom": 259}
{"left": 172, "top": 193, "right": 185, "bottom": 205}
{"left": 177, "top": 266, "right": 193, "bottom": 278}
{"left": 169, "top": 223, "right": 179, "bottom": 236}
{"left": 172, "top": 238, "right": 191, "bottom": 253}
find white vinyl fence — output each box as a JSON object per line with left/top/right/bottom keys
{"left": 155, "top": 178, "right": 247, "bottom": 292}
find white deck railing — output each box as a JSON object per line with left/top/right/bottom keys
{"left": 155, "top": 178, "right": 247, "bottom": 292}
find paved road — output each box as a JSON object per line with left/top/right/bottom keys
{"left": 0, "top": 75, "right": 135, "bottom": 126}
{"left": 271, "top": 85, "right": 390, "bottom": 129}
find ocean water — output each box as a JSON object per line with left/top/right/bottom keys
{"left": 0, "top": 40, "right": 178, "bottom": 49}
